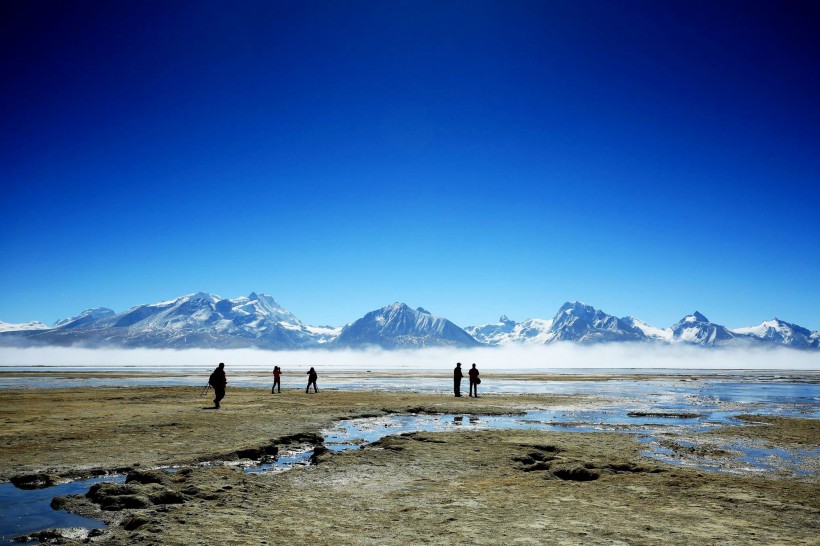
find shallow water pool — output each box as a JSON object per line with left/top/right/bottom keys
{"left": 0, "top": 476, "right": 124, "bottom": 545}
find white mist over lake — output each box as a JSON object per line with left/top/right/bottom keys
{"left": 1, "top": 344, "right": 817, "bottom": 371}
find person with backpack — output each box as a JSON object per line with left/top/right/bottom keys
{"left": 468, "top": 363, "right": 480, "bottom": 397}
{"left": 306, "top": 366, "right": 318, "bottom": 393}
{"left": 209, "top": 362, "right": 227, "bottom": 408}
{"left": 272, "top": 365, "right": 281, "bottom": 394}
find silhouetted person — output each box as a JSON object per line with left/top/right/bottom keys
{"left": 453, "top": 362, "right": 463, "bottom": 397}
{"left": 272, "top": 366, "right": 281, "bottom": 394}
{"left": 209, "top": 363, "right": 227, "bottom": 409}
{"left": 306, "top": 366, "right": 318, "bottom": 393}
{"left": 468, "top": 363, "right": 480, "bottom": 397}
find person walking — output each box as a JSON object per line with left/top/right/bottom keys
{"left": 453, "top": 362, "right": 463, "bottom": 397}
{"left": 271, "top": 366, "right": 281, "bottom": 394}
{"left": 306, "top": 366, "right": 318, "bottom": 393}
{"left": 209, "top": 362, "right": 227, "bottom": 409}
{"left": 468, "top": 363, "right": 480, "bottom": 397}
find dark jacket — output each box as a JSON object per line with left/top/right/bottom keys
{"left": 209, "top": 368, "right": 227, "bottom": 388}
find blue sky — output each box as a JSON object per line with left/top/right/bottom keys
{"left": 2, "top": 0, "right": 819, "bottom": 330}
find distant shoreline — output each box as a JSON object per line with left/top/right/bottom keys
{"left": 1, "top": 368, "right": 818, "bottom": 393}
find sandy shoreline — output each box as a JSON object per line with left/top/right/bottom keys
{"left": 1, "top": 379, "right": 818, "bottom": 544}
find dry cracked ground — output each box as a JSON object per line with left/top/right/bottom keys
{"left": 1, "top": 385, "right": 818, "bottom": 545}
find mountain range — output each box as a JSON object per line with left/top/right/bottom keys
{"left": 1, "top": 292, "right": 818, "bottom": 350}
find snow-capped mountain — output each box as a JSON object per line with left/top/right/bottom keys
{"left": 465, "top": 316, "right": 554, "bottom": 345}
{"left": 464, "top": 315, "right": 516, "bottom": 345}
{"left": 670, "top": 312, "right": 739, "bottom": 346}
{"left": 625, "top": 317, "right": 673, "bottom": 342}
{"left": 465, "top": 303, "right": 819, "bottom": 349}
{"left": 548, "top": 302, "right": 645, "bottom": 343}
{"left": 0, "top": 320, "right": 50, "bottom": 333}
{"left": 333, "top": 303, "right": 479, "bottom": 349}
{"left": 2, "top": 292, "right": 337, "bottom": 349}
{"left": 465, "top": 303, "right": 656, "bottom": 345}
{"left": 1, "top": 293, "right": 818, "bottom": 350}
{"left": 303, "top": 324, "right": 344, "bottom": 345}
{"left": 731, "top": 318, "right": 815, "bottom": 349}
{"left": 53, "top": 307, "right": 116, "bottom": 329}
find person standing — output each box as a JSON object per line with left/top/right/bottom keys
{"left": 306, "top": 366, "right": 318, "bottom": 393}
{"left": 272, "top": 366, "right": 281, "bottom": 394}
{"left": 209, "top": 362, "right": 227, "bottom": 409}
{"left": 453, "top": 362, "right": 463, "bottom": 397}
{"left": 468, "top": 363, "right": 480, "bottom": 397}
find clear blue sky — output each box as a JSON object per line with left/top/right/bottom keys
{"left": 2, "top": 0, "right": 819, "bottom": 330}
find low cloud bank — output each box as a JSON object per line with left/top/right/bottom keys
{"left": 0, "top": 344, "right": 818, "bottom": 371}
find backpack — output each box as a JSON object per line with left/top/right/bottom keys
{"left": 208, "top": 371, "right": 217, "bottom": 386}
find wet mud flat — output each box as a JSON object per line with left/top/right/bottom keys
{"left": 1, "top": 385, "right": 818, "bottom": 544}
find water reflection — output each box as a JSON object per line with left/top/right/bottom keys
{"left": 320, "top": 404, "right": 819, "bottom": 477}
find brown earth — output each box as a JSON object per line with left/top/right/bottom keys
{"left": 1, "top": 386, "right": 818, "bottom": 545}
{"left": 707, "top": 414, "right": 820, "bottom": 446}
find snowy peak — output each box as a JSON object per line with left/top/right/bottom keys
{"left": 464, "top": 316, "right": 519, "bottom": 345}
{"left": 550, "top": 302, "right": 644, "bottom": 343}
{"left": 625, "top": 317, "right": 673, "bottom": 342}
{"left": 2, "top": 294, "right": 818, "bottom": 351}
{"left": 243, "top": 292, "right": 283, "bottom": 311}
{"left": 732, "top": 318, "right": 813, "bottom": 348}
{"left": 54, "top": 307, "right": 116, "bottom": 329}
{"left": 682, "top": 311, "right": 710, "bottom": 324}
{"left": 123, "top": 292, "right": 308, "bottom": 343}
{"left": 334, "top": 303, "right": 478, "bottom": 349}
{"left": 468, "top": 301, "right": 654, "bottom": 346}
{"left": 481, "top": 318, "right": 555, "bottom": 345}
{"left": 557, "top": 301, "right": 595, "bottom": 318}
{"left": 229, "top": 293, "right": 299, "bottom": 325}
{"left": 0, "top": 320, "right": 50, "bottom": 333}
{"left": 465, "top": 315, "right": 554, "bottom": 345}
{"left": 672, "top": 312, "right": 736, "bottom": 345}
{"left": 468, "top": 304, "right": 818, "bottom": 349}
{"left": 514, "top": 318, "right": 555, "bottom": 343}
{"left": 9, "top": 292, "right": 325, "bottom": 349}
